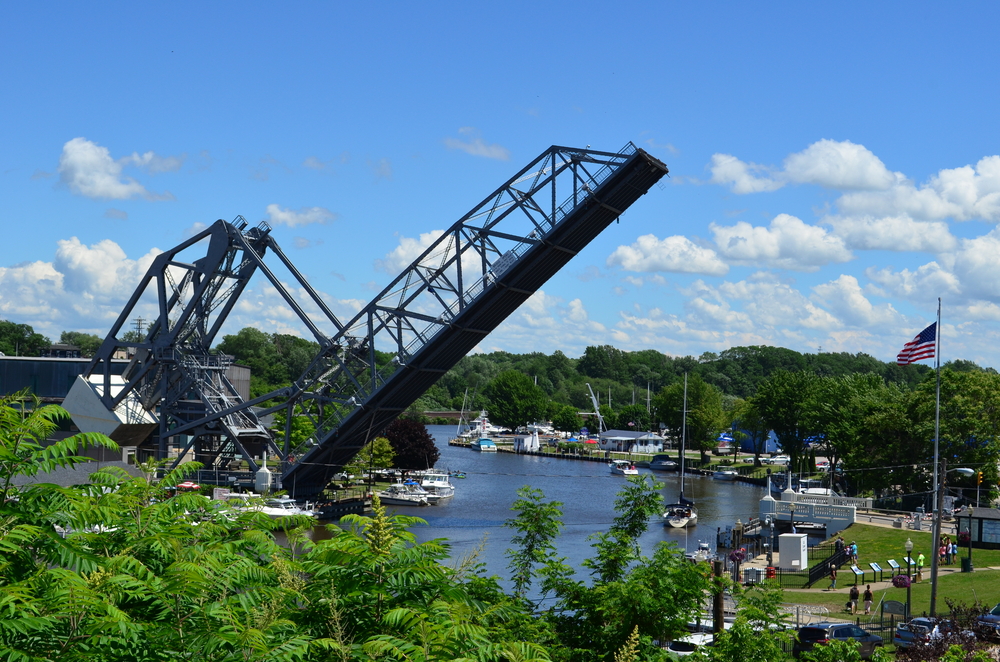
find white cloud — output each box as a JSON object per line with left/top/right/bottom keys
{"left": 444, "top": 127, "right": 510, "bottom": 161}
{"left": 709, "top": 153, "right": 783, "bottom": 193}
{"left": 710, "top": 139, "right": 897, "bottom": 194}
{"left": 826, "top": 214, "right": 957, "bottom": 252}
{"left": 0, "top": 238, "right": 163, "bottom": 337}
{"left": 865, "top": 261, "right": 960, "bottom": 306}
{"left": 944, "top": 228, "right": 1000, "bottom": 300}
{"left": 476, "top": 290, "right": 608, "bottom": 355}
{"left": 606, "top": 234, "right": 728, "bottom": 276}
{"left": 838, "top": 155, "right": 1000, "bottom": 222}
{"left": 120, "top": 150, "right": 186, "bottom": 173}
{"left": 713, "top": 274, "right": 841, "bottom": 331}
{"left": 265, "top": 204, "right": 338, "bottom": 228}
{"left": 811, "top": 275, "right": 903, "bottom": 327}
{"left": 369, "top": 158, "right": 393, "bottom": 181}
{"left": 57, "top": 138, "right": 175, "bottom": 200}
{"left": 710, "top": 214, "right": 853, "bottom": 271}
{"left": 783, "top": 139, "right": 895, "bottom": 190}
{"left": 302, "top": 156, "right": 328, "bottom": 170}
{"left": 374, "top": 230, "right": 445, "bottom": 273}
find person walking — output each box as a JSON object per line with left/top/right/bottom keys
{"left": 849, "top": 584, "right": 860, "bottom": 614}
{"left": 850, "top": 541, "right": 858, "bottom": 563}
{"left": 828, "top": 564, "right": 837, "bottom": 590}
{"left": 863, "top": 585, "right": 873, "bottom": 615}
{"left": 952, "top": 540, "right": 959, "bottom": 564}
{"left": 916, "top": 551, "right": 925, "bottom": 582}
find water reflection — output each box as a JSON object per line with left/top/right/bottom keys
{"left": 317, "top": 426, "right": 768, "bottom": 582}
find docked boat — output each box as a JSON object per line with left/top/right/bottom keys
{"left": 649, "top": 454, "right": 678, "bottom": 471}
{"left": 664, "top": 373, "right": 698, "bottom": 529}
{"left": 609, "top": 459, "right": 639, "bottom": 476}
{"left": 226, "top": 493, "right": 317, "bottom": 518}
{"left": 712, "top": 469, "right": 738, "bottom": 481}
{"left": 377, "top": 482, "right": 432, "bottom": 506}
{"left": 418, "top": 471, "right": 456, "bottom": 498}
{"left": 471, "top": 437, "right": 497, "bottom": 452}
{"left": 685, "top": 541, "right": 716, "bottom": 562}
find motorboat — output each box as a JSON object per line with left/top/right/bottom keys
{"left": 225, "top": 493, "right": 317, "bottom": 518}
{"left": 418, "top": 471, "right": 455, "bottom": 498}
{"left": 609, "top": 459, "right": 639, "bottom": 476}
{"left": 685, "top": 541, "right": 715, "bottom": 562}
{"left": 262, "top": 496, "right": 318, "bottom": 518}
{"left": 649, "top": 454, "right": 678, "bottom": 471}
{"left": 712, "top": 469, "right": 738, "bottom": 481}
{"left": 377, "top": 482, "right": 431, "bottom": 506}
{"left": 665, "top": 373, "right": 697, "bottom": 529}
{"left": 470, "top": 437, "right": 497, "bottom": 452}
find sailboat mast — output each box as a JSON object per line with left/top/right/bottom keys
{"left": 680, "top": 373, "right": 688, "bottom": 498}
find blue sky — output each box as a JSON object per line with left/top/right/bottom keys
{"left": 3, "top": 3, "right": 1000, "bottom": 366}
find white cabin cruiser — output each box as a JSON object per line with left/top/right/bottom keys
{"left": 418, "top": 471, "right": 455, "bottom": 498}
{"left": 609, "top": 459, "right": 639, "bottom": 476}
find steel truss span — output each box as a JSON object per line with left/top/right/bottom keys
{"left": 67, "top": 143, "right": 669, "bottom": 496}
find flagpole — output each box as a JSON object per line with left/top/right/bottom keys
{"left": 930, "top": 297, "right": 942, "bottom": 617}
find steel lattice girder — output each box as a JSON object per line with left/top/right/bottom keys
{"left": 69, "top": 142, "right": 668, "bottom": 491}
{"left": 283, "top": 143, "right": 668, "bottom": 494}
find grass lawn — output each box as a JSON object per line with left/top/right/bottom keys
{"left": 783, "top": 568, "right": 1000, "bottom": 617}
{"left": 808, "top": 523, "right": 1000, "bottom": 571}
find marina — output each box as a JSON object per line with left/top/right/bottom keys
{"left": 383, "top": 425, "right": 768, "bottom": 585}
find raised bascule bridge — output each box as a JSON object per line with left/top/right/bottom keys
{"left": 64, "top": 143, "right": 669, "bottom": 497}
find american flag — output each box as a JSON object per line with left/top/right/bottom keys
{"left": 896, "top": 322, "right": 937, "bottom": 365}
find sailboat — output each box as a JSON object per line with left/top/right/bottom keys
{"left": 664, "top": 373, "right": 698, "bottom": 528}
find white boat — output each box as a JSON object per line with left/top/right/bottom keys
{"left": 471, "top": 437, "right": 497, "bottom": 452}
{"left": 226, "top": 493, "right": 317, "bottom": 518}
{"left": 609, "top": 459, "right": 639, "bottom": 476}
{"left": 712, "top": 469, "right": 738, "bottom": 481}
{"left": 418, "top": 471, "right": 455, "bottom": 498}
{"left": 664, "top": 502, "right": 698, "bottom": 528}
{"left": 649, "top": 454, "right": 678, "bottom": 471}
{"left": 685, "top": 541, "right": 715, "bottom": 562}
{"left": 664, "top": 373, "right": 697, "bottom": 529}
{"left": 377, "top": 482, "right": 431, "bottom": 506}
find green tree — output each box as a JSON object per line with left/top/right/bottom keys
{"left": 734, "top": 398, "right": 770, "bottom": 466}
{"left": 346, "top": 436, "right": 396, "bottom": 477}
{"left": 504, "top": 486, "right": 564, "bottom": 601}
{"left": 612, "top": 403, "right": 651, "bottom": 432}
{"left": 0, "top": 319, "right": 50, "bottom": 357}
{"left": 751, "top": 370, "right": 819, "bottom": 470}
{"left": 485, "top": 370, "right": 548, "bottom": 430}
{"left": 384, "top": 417, "right": 440, "bottom": 470}
{"left": 0, "top": 391, "right": 118, "bottom": 502}
{"left": 59, "top": 330, "right": 103, "bottom": 356}
{"left": 550, "top": 404, "right": 583, "bottom": 435}
{"left": 654, "top": 374, "right": 726, "bottom": 462}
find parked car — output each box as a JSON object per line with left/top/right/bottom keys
{"left": 978, "top": 603, "right": 1000, "bottom": 639}
{"left": 893, "top": 618, "right": 935, "bottom": 649}
{"left": 793, "top": 623, "right": 883, "bottom": 659}
{"left": 763, "top": 455, "right": 790, "bottom": 466}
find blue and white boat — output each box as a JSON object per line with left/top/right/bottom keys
{"left": 470, "top": 437, "right": 497, "bottom": 452}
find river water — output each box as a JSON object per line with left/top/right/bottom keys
{"left": 363, "top": 425, "right": 767, "bottom": 584}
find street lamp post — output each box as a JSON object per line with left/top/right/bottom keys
{"left": 904, "top": 537, "right": 914, "bottom": 620}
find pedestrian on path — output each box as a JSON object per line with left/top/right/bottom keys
{"left": 917, "top": 552, "right": 925, "bottom": 581}
{"left": 863, "top": 585, "right": 873, "bottom": 615}
{"left": 849, "top": 584, "right": 859, "bottom": 614}
{"left": 828, "top": 564, "right": 837, "bottom": 590}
